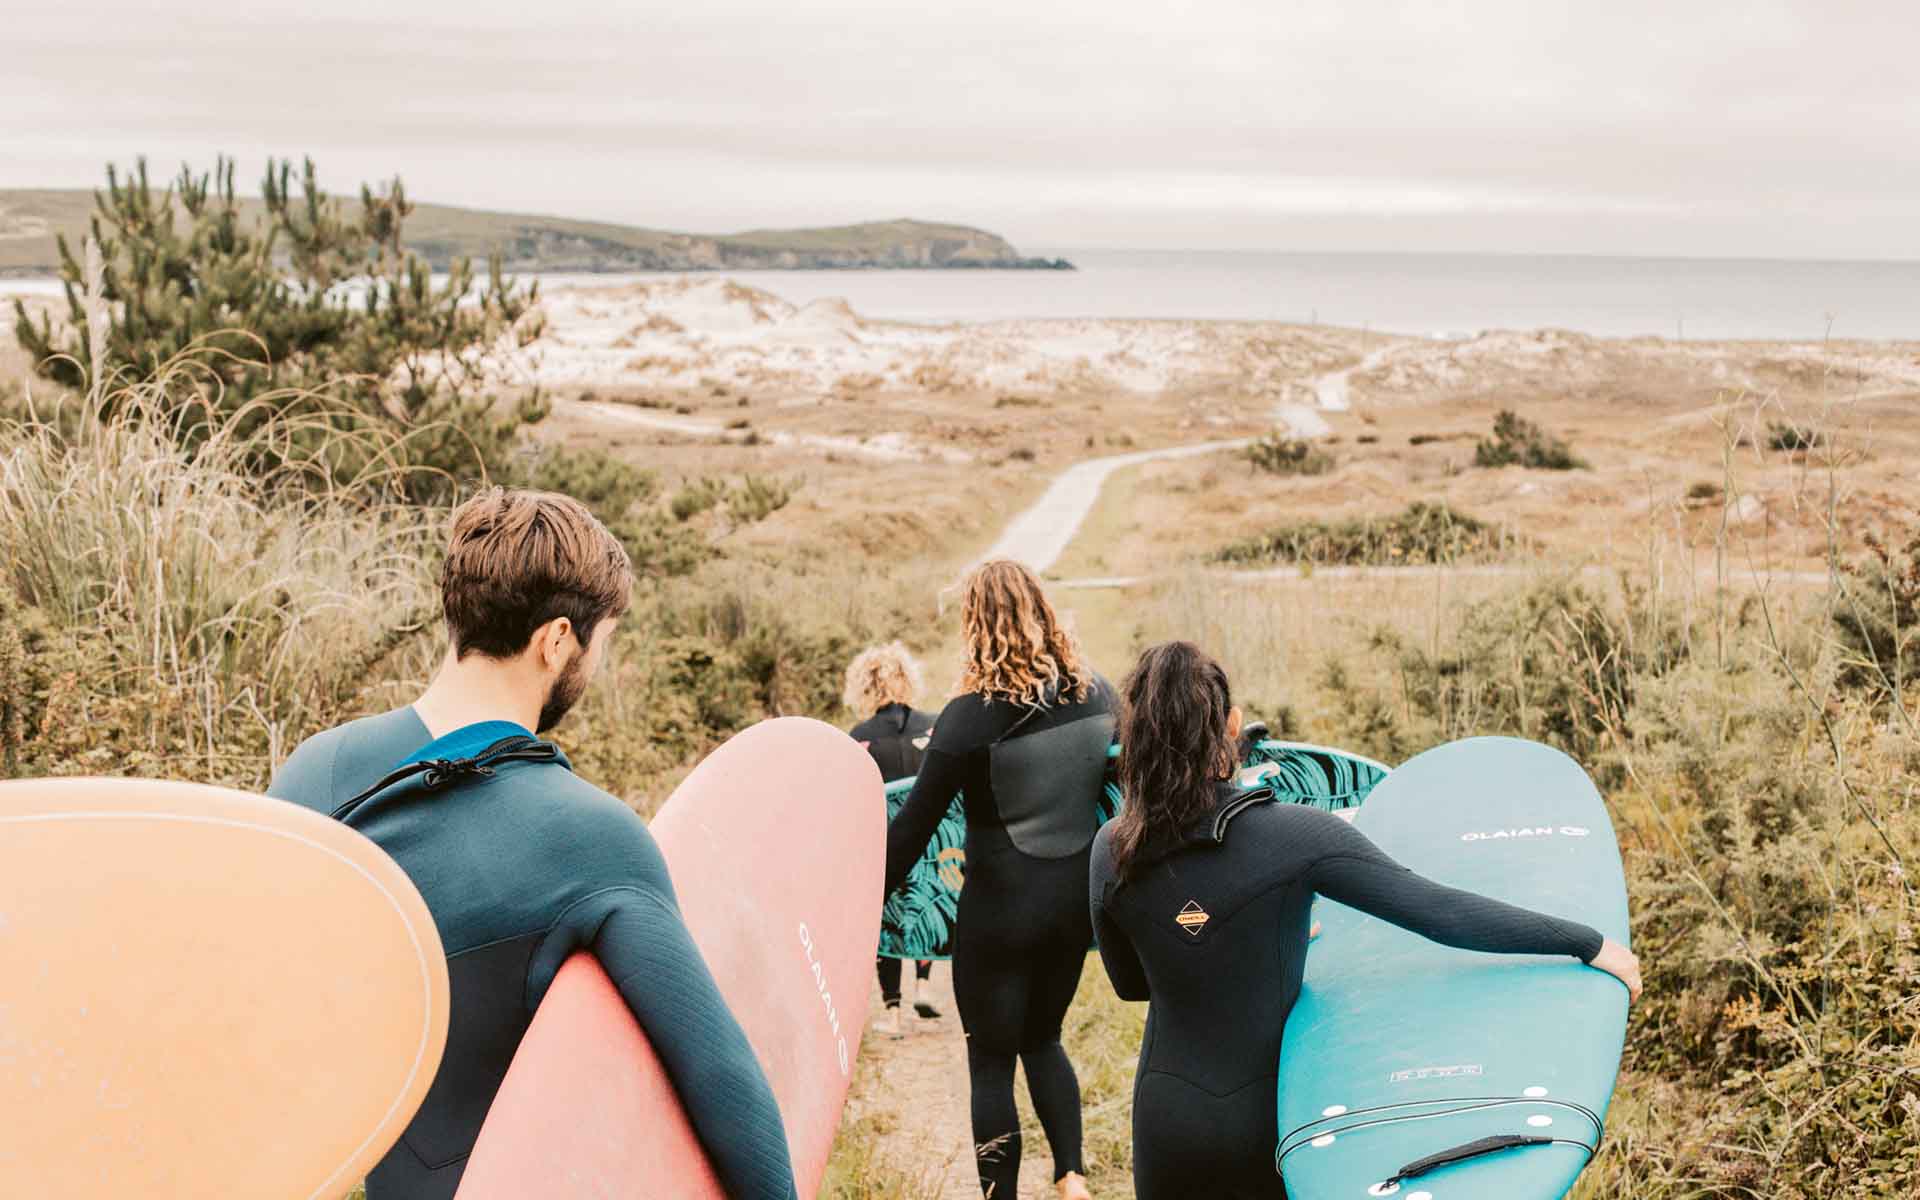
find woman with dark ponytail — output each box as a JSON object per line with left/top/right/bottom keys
{"left": 1091, "top": 642, "right": 1642, "bottom": 1199}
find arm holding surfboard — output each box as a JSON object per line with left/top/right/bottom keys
{"left": 523, "top": 818, "right": 802, "bottom": 1200}
{"left": 1301, "top": 810, "right": 1641, "bottom": 997}
{"left": 883, "top": 742, "right": 969, "bottom": 895}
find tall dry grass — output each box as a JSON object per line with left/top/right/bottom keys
{"left": 1106, "top": 392, "right": 1919, "bottom": 1199}
{"left": 0, "top": 264, "right": 445, "bottom": 783}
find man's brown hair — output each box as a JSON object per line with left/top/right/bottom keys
{"left": 442, "top": 487, "right": 633, "bottom": 660}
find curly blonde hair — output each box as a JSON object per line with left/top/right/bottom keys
{"left": 842, "top": 641, "right": 924, "bottom": 718}
{"left": 957, "top": 560, "right": 1091, "bottom": 706}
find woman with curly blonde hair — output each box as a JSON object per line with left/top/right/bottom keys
{"left": 884, "top": 561, "right": 1116, "bottom": 1200}
{"left": 844, "top": 642, "right": 941, "bottom": 1034}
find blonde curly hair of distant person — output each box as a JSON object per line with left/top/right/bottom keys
{"left": 842, "top": 642, "right": 925, "bottom": 718}
{"left": 956, "top": 559, "right": 1091, "bottom": 706}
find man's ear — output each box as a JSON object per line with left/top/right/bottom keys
{"left": 534, "top": 617, "right": 575, "bottom": 672}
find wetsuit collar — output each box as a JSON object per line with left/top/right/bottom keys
{"left": 1135, "top": 780, "right": 1276, "bottom": 866}
{"left": 401, "top": 719, "right": 537, "bottom": 766}
{"left": 876, "top": 702, "right": 913, "bottom": 734}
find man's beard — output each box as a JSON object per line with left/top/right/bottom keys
{"left": 537, "top": 646, "right": 589, "bottom": 734}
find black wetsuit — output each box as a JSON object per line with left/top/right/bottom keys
{"left": 1089, "top": 782, "right": 1604, "bottom": 1199}
{"left": 270, "top": 710, "right": 796, "bottom": 1200}
{"left": 850, "top": 703, "right": 939, "bottom": 1008}
{"left": 885, "top": 678, "right": 1118, "bottom": 1197}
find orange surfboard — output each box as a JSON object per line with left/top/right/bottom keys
{"left": 0, "top": 777, "right": 449, "bottom": 1199}
{"left": 458, "top": 716, "right": 884, "bottom": 1199}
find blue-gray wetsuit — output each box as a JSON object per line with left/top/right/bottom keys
{"left": 269, "top": 708, "right": 797, "bottom": 1200}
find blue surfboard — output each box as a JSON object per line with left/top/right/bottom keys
{"left": 878, "top": 739, "right": 1391, "bottom": 960}
{"left": 1277, "top": 737, "right": 1630, "bottom": 1199}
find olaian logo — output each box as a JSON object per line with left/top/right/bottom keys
{"left": 1460, "top": 826, "right": 1591, "bottom": 843}
{"left": 798, "top": 922, "right": 850, "bottom": 1076}
{"left": 1390, "top": 1064, "right": 1483, "bottom": 1084}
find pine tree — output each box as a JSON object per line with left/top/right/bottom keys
{"left": 12, "top": 156, "right": 547, "bottom": 490}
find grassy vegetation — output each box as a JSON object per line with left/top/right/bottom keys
{"left": 0, "top": 323, "right": 928, "bottom": 814}
{"left": 1125, "top": 525, "right": 1918, "bottom": 1199}
{"left": 1213, "top": 501, "right": 1533, "bottom": 567}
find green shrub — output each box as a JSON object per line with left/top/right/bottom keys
{"left": 1245, "top": 432, "right": 1334, "bottom": 476}
{"left": 667, "top": 473, "right": 794, "bottom": 531}
{"left": 1767, "top": 421, "right": 1825, "bottom": 452}
{"left": 1475, "top": 409, "right": 1586, "bottom": 470}
{"left": 11, "top": 157, "right": 545, "bottom": 492}
{"left": 1213, "top": 501, "right": 1529, "bottom": 567}
{"left": 510, "top": 446, "right": 711, "bottom": 579}
{"left": 1311, "top": 573, "right": 1919, "bottom": 1198}
{"left": 1831, "top": 517, "right": 1919, "bottom": 709}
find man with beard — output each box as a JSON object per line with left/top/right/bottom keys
{"left": 268, "top": 487, "right": 797, "bottom": 1200}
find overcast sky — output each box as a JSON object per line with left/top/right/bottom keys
{"left": 7, "top": 0, "right": 1915, "bottom": 258}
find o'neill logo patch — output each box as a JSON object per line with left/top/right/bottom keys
{"left": 1175, "top": 900, "right": 1210, "bottom": 936}
{"left": 1460, "top": 826, "right": 1592, "bottom": 842}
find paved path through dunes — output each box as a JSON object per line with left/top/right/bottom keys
{"left": 980, "top": 352, "right": 1376, "bottom": 573}
{"left": 980, "top": 438, "right": 1252, "bottom": 573}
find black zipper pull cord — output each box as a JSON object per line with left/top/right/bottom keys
{"left": 330, "top": 735, "right": 561, "bottom": 823}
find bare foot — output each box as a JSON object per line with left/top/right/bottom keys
{"left": 1057, "top": 1170, "right": 1092, "bottom": 1200}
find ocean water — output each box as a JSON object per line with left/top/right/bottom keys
{"left": 9, "top": 250, "right": 1919, "bottom": 341}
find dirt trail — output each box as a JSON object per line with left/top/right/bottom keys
{"left": 844, "top": 966, "right": 1063, "bottom": 1199}
{"left": 980, "top": 356, "right": 1367, "bottom": 574}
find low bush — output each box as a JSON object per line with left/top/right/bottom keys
{"left": 1245, "top": 433, "right": 1334, "bottom": 476}
{"left": 1213, "top": 501, "right": 1531, "bottom": 567}
{"left": 1475, "top": 409, "right": 1586, "bottom": 470}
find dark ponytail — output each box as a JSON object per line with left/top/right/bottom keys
{"left": 1109, "top": 641, "right": 1236, "bottom": 882}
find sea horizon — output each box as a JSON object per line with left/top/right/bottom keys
{"left": 8, "top": 247, "right": 1919, "bottom": 343}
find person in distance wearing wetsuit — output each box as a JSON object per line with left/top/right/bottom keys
{"left": 270, "top": 488, "right": 796, "bottom": 1200}
{"left": 1090, "top": 642, "right": 1642, "bottom": 1200}
{"left": 844, "top": 641, "right": 942, "bottom": 1036}
{"left": 886, "top": 560, "right": 1115, "bottom": 1200}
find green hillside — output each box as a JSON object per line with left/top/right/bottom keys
{"left": 0, "top": 190, "right": 1070, "bottom": 275}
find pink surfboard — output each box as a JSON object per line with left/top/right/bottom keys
{"left": 457, "top": 716, "right": 884, "bottom": 1199}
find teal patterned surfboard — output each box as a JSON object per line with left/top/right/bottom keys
{"left": 877, "top": 739, "right": 1392, "bottom": 960}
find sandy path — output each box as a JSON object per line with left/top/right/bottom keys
{"left": 979, "top": 438, "right": 1255, "bottom": 573}
{"left": 843, "top": 965, "right": 1062, "bottom": 1199}
{"left": 981, "top": 357, "right": 1362, "bottom": 573}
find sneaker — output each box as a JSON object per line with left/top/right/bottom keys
{"left": 878, "top": 1006, "right": 902, "bottom": 1038}
{"left": 913, "top": 1001, "right": 942, "bottom": 1020}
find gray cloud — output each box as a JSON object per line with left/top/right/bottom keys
{"left": 7, "top": 0, "right": 1917, "bottom": 256}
